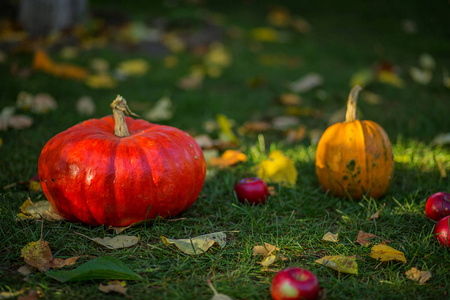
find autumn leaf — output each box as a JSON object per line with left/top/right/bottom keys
{"left": 161, "top": 232, "right": 226, "bottom": 255}
{"left": 76, "top": 96, "right": 96, "bottom": 116}
{"left": 17, "top": 198, "right": 63, "bottom": 221}
{"left": 315, "top": 255, "right": 358, "bottom": 275}
{"left": 289, "top": 73, "right": 323, "bottom": 93}
{"left": 49, "top": 256, "right": 81, "bottom": 269}
{"left": 144, "top": 95, "right": 174, "bottom": 122}
{"left": 85, "top": 74, "right": 117, "bottom": 89}
{"left": 99, "top": 280, "right": 128, "bottom": 295}
{"left": 369, "top": 203, "right": 386, "bottom": 221}
{"left": 116, "top": 58, "right": 150, "bottom": 77}
{"left": 279, "top": 93, "right": 302, "bottom": 106}
{"left": 257, "top": 150, "right": 297, "bottom": 186}
{"left": 356, "top": 231, "right": 381, "bottom": 246}
{"left": 405, "top": 268, "right": 432, "bottom": 284}
{"left": 370, "top": 244, "right": 407, "bottom": 263}
{"left": 208, "top": 150, "right": 247, "bottom": 168}
{"left": 21, "top": 240, "right": 53, "bottom": 272}
{"left": 216, "top": 114, "right": 239, "bottom": 144}
{"left": 33, "top": 50, "right": 88, "bottom": 80}
{"left": 322, "top": 232, "right": 339, "bottom": 242}
{"left": 253, "top": 243, "right": 282, "bottom": 268}
{"left": 251, "top": 27, "right": 280, "bottom": 42}
{"left": 75, "top": 232, "right": 139, "bottom": 250}
{"left": 409, "top": 67, "right": 432, "bottom": 85}
{"left": 377, "top": 70, "right": 404, "bottom": 88}
{"left": 267, "top": 6, "right": 291, "bottom": 27}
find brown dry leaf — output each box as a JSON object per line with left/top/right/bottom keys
{"left": 49, "top": 256, "right": 81, "bottom": 269}
{"left": 239, "top": 121, "right": 272, "bottom": 134}
{"left": 285, "top": 125, "right": 306, "bottom": 144}
{"left": 21, "top": 240, "right": 53, "bottom": 272}
{"left": 405, "top": 268, "right": 432, "bottom": 284}
{"left": 253, "top": 243, "right": 280, "bottom": 268}
{"left": 370, "top": 244, "right": 407, "bottom": 263}
{"left": 208, "top": 150, "right": 247, "bottom": 169}
{"left": 279, "top": 93, "right": 302, "bottom": 106}
{"left": 268, "top": 6, "right": 291, "bottom": 27}
{"left": 315, "top": 255, "right": 358, "bottom": 275}
{"left": 356, "top": 230, "right": 381, "bottom": 246}
{"left": 161, "top": 232, "right": 226, "bottom": 255}
{"left": 322, "top": 232, "right": 339, "bottom": 243}
{"left": 369, "top": 203, "right": 386, "bottom": 221}
{"left": 17, "top": 198, "right": 63, "bottom": 221}
{"left": 291, "top": 16, "right": 312, "bottom": 34}
{"left": 99, "top": 281, "right": 128, "bottom": 295}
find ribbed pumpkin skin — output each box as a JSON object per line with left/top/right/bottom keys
{"left": 38, "top": 116, "right": 206, "bottom": 226}
{"left": 315, "top": 119, "right": 394, "bottom": 199}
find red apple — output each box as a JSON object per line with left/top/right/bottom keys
{"left": 425, "top": 192, "right": 450, "bottom": 221}
{"left": 271, "top": 268, "right": 320, "bottom": 300}
{"left": 234, "top": 177, "right": 269, "bottom": 205}
{"left": 433, "top": 215, "right": 450, "bottom": 247}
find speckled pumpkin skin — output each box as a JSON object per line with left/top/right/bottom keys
{"left": 38, "top": 116, "right": 206, "bottom": 226}
{"left": 315, "top": 119, "right": 394, "bottom": 199}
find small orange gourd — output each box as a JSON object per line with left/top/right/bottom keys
{"left": 315, "top": 86, "right": 394, "bottom": 199}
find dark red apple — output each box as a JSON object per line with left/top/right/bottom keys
{"left": 434, "top": 215, "right": 450, "bottom": 248}
{"left": 234, "top": 177, "right": 269, "bottom": 205}
{"left": 425, "top": 192, "right": 450, "bottom": 221}
{"left": 271, "top": 267, "right": 320, "bottom": 300}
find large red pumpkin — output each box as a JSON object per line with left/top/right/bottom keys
{"left": 38, "top": 96, "right": 206, "bottom": 226}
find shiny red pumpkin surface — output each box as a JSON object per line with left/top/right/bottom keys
{"left": 38, "top": 115, "right": 206, "bottom": 227}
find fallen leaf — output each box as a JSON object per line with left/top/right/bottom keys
{"left": 268, "top": 6, "right": 291, "bottom": 27}
{"left": 8, "top": 115, "right": 33, "bottom": 130}
{"left": 204, "top": 42, "right": 231, "bottom": 70}
{"left": 251, "top": 27, "right": 280, "bottom": 42}
{"left": 46, "top": 256, "right": 142, "bottom": 282}
{"left": 208, "top": 150, "right": 247, "bottom": 168}
{"left": 350, "top": 69, "right": 373, "bottom": 88}
{"left": 239, "top": 121, "right": 271, "bottom": 134}
{"left": 216, "top": 114, "right": 239, "bottom": 144}
{"left": 0, "top": 288, "right": 26, "bottom": 299}
{"left": 315, "top": 255, "right": 358, "bottom": 275}
{"left": 161, "top": 232, "right": 226, "bottom": 255}
{"left": 99, "top": 281, "right": 128, "bottom": 295}
{"left": 194, "top": 134, "right": 215, "bottom": 149}
{"left": 322, "top": 232, "right": 339, "bottom": 242}
{"left": 257, "top": 150, "right": 297, "bottom": 186}
{"left": 418, "top": 53, "right": 435, "bottom": 70}
{"left": 31, "top": 93, "right": 57, "bottom": 114}
{"left": 21, "top": 240, "right": 53, "bottom": 272}
{"left": 369, "top": 203, "right": 386, "bottom": 220}
{"left": 162, "top": 33, "right": 186, "bottom": 53}
{"left": 16, "top": 91, "right": 34, "bottom": 110}
{"left": 164, "top": 55, "right": 179, "bottom": 68}
{"left": 377, "top": 70, "right": 404, "bottom": 88}
{"left": 409, "top": 67, "right": 432, "bottom": 85}
{"left": 260, "top": 254, "right": 277, "bottom": 267}
{"left": 90, "top": 58, "right": 110, "bottom": 74}
{"left": 17, "top": 264, "right": 35, "bottom": 276}
{"left": 253, "top": 243, "right": 280, "bottom": 257}
{"left": 76, "top": 96, "right": 96, "bottom": 116}
{"left": 356, "top": 230, "right": 381, "bottom": 246}
{"left": 289, "top": 73, "right": 323, "bottom": 93}
{"left": 405, "top": 268, "right": 432, "bottom": 284}
{"left": 49, "top": 256, "right": 81, "bottom": 269}
{"left": 432, "top": 133, "right": 450, "bottom": 146}
{"left": 271, "top": 116, "right": 300, "bottom": 130}
{"left": 178, "top": 71, "right": 203, "bottom": 90}
{"left": 370, "top": 244, "right": 407, "bottom": 263}
{"left": 285, "top": 125, "right": 306, "bottom": 144}
{"left": 116, "top": 58, "right": 150, "bottom": 77}
{"left": 144, "top": 95, "right": 174, "bottom": 122}
{"left": 291, "top": 16, "right": 312, "bottom": 34}
{"left": 33, "top": 50, "right": 88, "bottom": 80}
{"left": 208, "top": 280, "right": 233, "bottom": 300}
{"left": 17, "top": 198, "right": 63, "bottom": 221}
{"left": 85, "top": 74, "right": 117, "bottom": 89}
{"left": 279, "top": 93, "right": 302, "bottom": 106}
{"left": 76, "top": 232, "right": 139, "bottom": 250}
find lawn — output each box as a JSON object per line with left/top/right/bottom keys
{"left": 1, "top": 0, "right": 449, "bottom": 299}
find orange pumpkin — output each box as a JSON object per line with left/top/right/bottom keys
{"left": 315, "top": 86, "right": 394, "bottom": 199}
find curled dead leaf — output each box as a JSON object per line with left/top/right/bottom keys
{"left": 405, "top": 268, "right": 432, "bottom": 284}
{"left": 161, "top": 232, "right": 226, "bottom": 255}
{"left": 322, "top": 232, "right": 339, "bottom": 243}
{"left": 315, "top": 255, "right": 358, "bottom": 275}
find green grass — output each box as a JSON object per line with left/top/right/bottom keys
{"left": 1, "top": 0, "right": 450, "bottom": 299}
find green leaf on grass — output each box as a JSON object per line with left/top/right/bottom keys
{"left": 46, "top": 256, "right": 142, "bottom": 282}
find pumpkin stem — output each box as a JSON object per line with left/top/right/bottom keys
{"left": 110, "top": 95, "right": 138, "bottom": 137}
{"left": 345, "top": 85, "right": 362, "bottom": 122}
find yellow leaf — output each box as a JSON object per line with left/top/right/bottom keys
{"left": 116, "top": 58, "right": 150, "bottom": 77}
{"left": 370, "top": 244, "right": 407, "bottom": 263}
{"left": 251, "top": 27, "right": 279, "bottom": 42}
{"left": 204, "top": 42, "right": 231, "bottom": 68}
{"left": 208, "top": 150, "right": 247, "bottom": 168}
{"left": 21, "top": 240, "right": 53, "bottom": 272}
{"left": 252, "top": 243, "right": 279, "bottom": 257}
{"left": 161, "top": 232, "right": 226, "bottom": 255}
{"left": 315, "top": 255, "right": 358, "bottom": 275}
{"left": 405, "top": 267, "right": 432, "bottom": 284}
{"left": 216, "top": 114, "right": 239, "bottom": 144}
{"left": 257, "top": 150, "right": 297, "bottom": 186}
{"left": 260, "top": 253, "right": 277, "bottom": 267}
{"left": 85, "top": 74, "right": 117, "bottom": 89}
{"left": 377, "top": 70, "right": 404, "bottom": 88}
{"left": 350, "top": 69, "right": 373, "bottom": 88}
{"left": 322, "top": 232, "right": 339, "bottom": 242}
{"left": 164, "top": 55, "right": 179, "bottom": 68}
{"left": 49, "top": 256, "right": 81, "bottom": 269}
{"left": 33, "top": 50, "right": 88, "bottom": 80}
{"left": 267, "top": 6, "right": 291, "bottom": 27}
